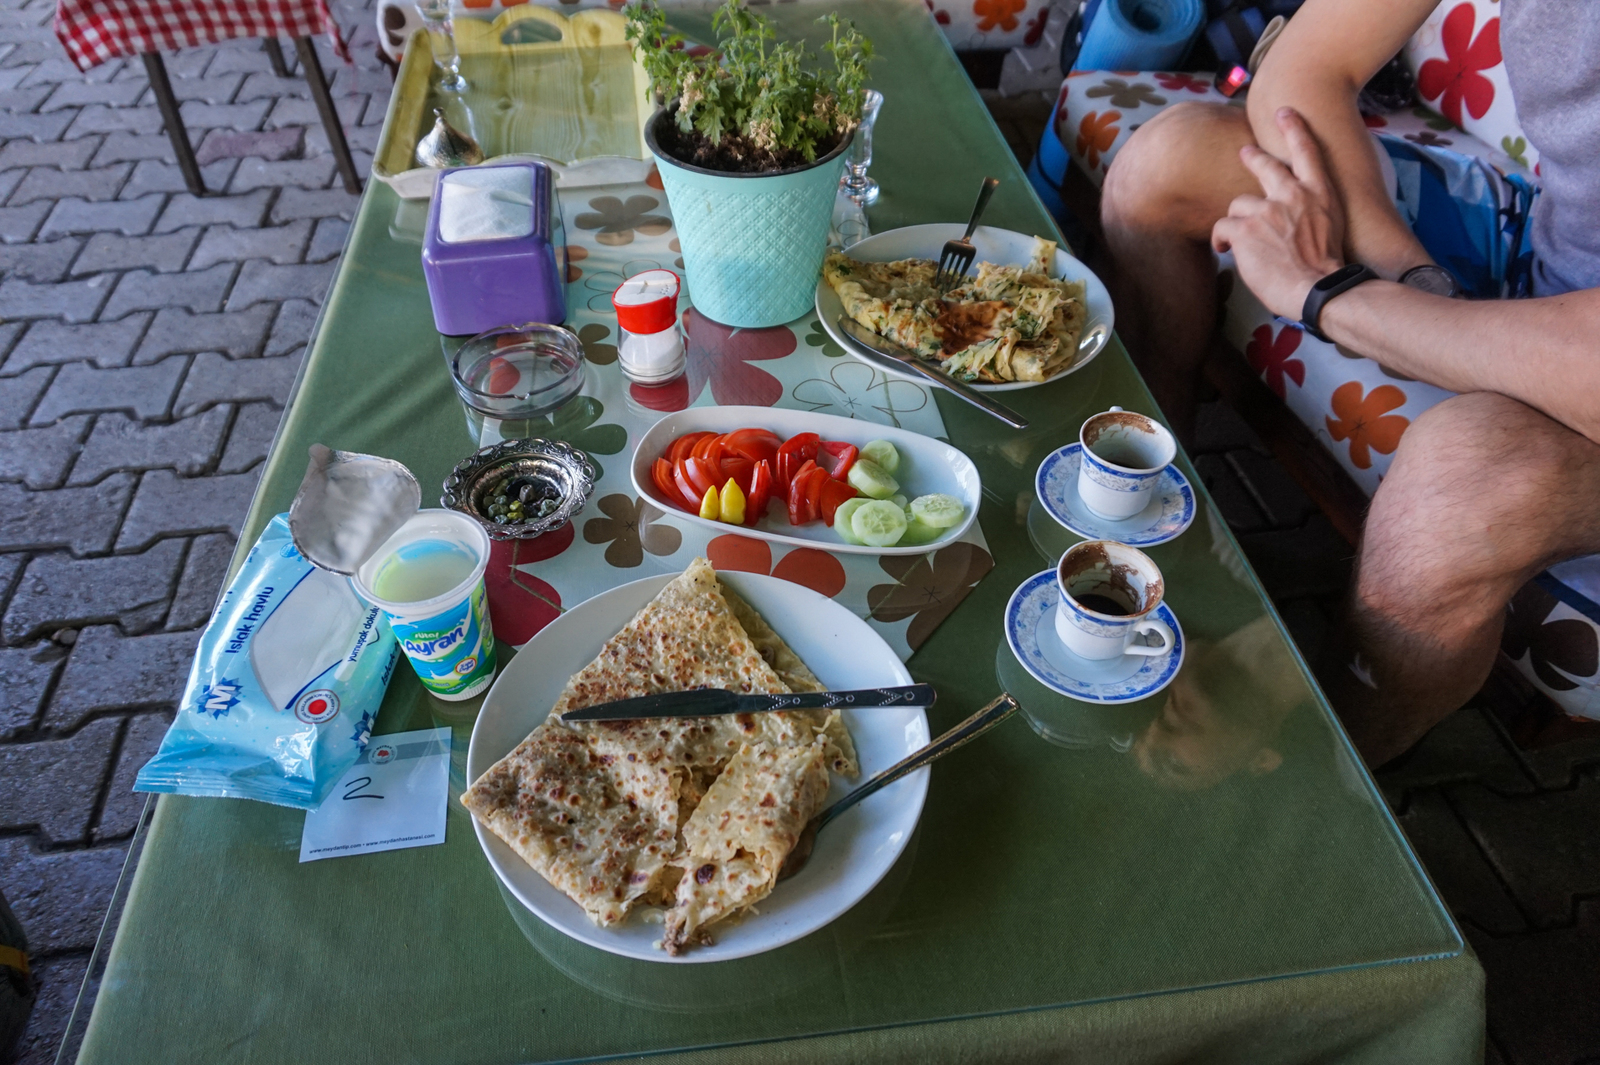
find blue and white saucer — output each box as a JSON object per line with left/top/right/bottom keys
{"left": 1003, "top": 570, "right": 1185, "bottom": 705}
{"left": 1035, "top": 444, "right": 1195, "bottom": 547}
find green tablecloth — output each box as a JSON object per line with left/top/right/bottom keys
{"left": 74, "top": 2, "right": 1481, "bottom": 1062}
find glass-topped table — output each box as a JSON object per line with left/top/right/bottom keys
{"left": 65, "top": 3, "right": 1481, "bottom": 1062}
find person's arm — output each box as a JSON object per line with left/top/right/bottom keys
{"left": 1247, "top": 0, "right": 1440, "bottom": 278}
{"left": 1213, "top": 110, "right": 1600, "bottom": 446}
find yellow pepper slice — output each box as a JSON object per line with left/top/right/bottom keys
{"left": 718, "top": 478, "right": 746, "bottom": 525}
{"left": 699, "top": 484, "right": 720, "bottom": 521}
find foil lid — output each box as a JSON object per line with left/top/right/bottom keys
{"left": 415, "top": 108, "right": 484, "bottom": 170}
{"left": 289, "top": 444, "right": 422, "bottom": 575}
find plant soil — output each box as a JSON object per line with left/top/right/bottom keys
{"left": 655, "top": 113, "right": 844, "bottom": 174}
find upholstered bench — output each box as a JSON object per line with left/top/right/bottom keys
{"left": 1028, "top": 0, "right": 1600, "bottom": 720}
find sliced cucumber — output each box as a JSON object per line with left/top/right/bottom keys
{"left": 846, "top": 458, "right": 899, "bottom": 500}
{"left": 832, "top": 497, "right": 870, "bottom": 544}
{"left": 889, "top": 493, "right": 909, "bottom": 511}
{"left": 860, "top": 439, "right": 900, "bottom": 474}
{"left": 909, "top": 493, "right": 965, "bottom": 529}
{"left": 850, "top": 500, "right": 908, "bottom": 547}
{"left": 899, "top": 517, "right": 946, "bottom": 545}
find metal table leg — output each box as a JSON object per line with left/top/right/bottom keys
{"left": 142, "top": 51, "right": 205, "bottom": 196}
{"left": 294, "top": 37, "right": 363, "bottom": 195}
{"left": 263, "top": 38, "right": 292, "bottom": 78}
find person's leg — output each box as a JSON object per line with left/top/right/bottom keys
{"left": 1101, "top": 103, "right": 1257, "bottom": 441}
{"left": 1321, "top": 392, "right": 1600, "bottom": 765}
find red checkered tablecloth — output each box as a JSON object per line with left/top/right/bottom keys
{"left": 54, "top": 0, "right": 348, "bottom": 71}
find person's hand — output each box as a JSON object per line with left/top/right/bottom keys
{"left": 1211, "top": 107, "right": 1346, "bottom": 320}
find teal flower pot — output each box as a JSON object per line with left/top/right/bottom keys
{"left": 647, "top": 110, "right": 851, "bottom": 329}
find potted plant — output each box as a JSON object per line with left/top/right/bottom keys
{"left": 626, "top": 0, "right": 873, "bottom": 328}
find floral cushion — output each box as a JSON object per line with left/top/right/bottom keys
{"left": 1402, "top": 0, "right": 1539, "bottom": 172}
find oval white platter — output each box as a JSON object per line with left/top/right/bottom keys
{"left": 629, "top": 404, "right": 982, "bottom": 556}
{"left": 466, "top": 571, "right": 930, "bottom": 963}
{"left": 815, "top": 223, "right": 1116, "bottom": 392}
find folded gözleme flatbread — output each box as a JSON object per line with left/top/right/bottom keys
{"left": 461, "top": 558, "right": 856, "bottom": 950}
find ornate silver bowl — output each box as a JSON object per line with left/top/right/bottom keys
{"left": 441, "top": 438, "right": 597, "bottom": 541}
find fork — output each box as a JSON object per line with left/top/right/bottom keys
{"left": 935, "top": 177, "right": 1000, "bottom": 292}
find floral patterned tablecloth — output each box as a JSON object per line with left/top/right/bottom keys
{"left": 480, "top": 172, "right": 994, "bottom": 661}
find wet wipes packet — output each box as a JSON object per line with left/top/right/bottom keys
{"left": 135, "top": 514, "right": 401, "bottom": 810}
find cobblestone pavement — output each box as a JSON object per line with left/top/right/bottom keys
{"left": 0, "top": 35, "right": 1594, "bottom": 1065}
{"left": 0, "top": 0, "right": 389, "bottom": 1060}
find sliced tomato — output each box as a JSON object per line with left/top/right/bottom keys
{"left": 816, "top": 441, "right": 859, "bottom": 481}
{"left": 668, "top": 431, "right": 713, "bottom": 465}
{"left": 652, "top": 458, "right": 690, "bottom": 511}
{"left": 718, "top": 453, "right": 755, "bottom": 493}
{"left": 775, "top": 450, "right": 798, "bottom": 491}
{"left": 691, "top": 432, "right": 723, "bottom": 465}
{"left": 787, "top": 460, "right": 822, "bottom": 525}
{"left": 682, "top": 455, "right": 719, "bottom": 500}
{"left": 777, "top": 432, "right": 820, "bottom": 466}
{"left": 805, "top": 463, "right": 830, "bottom": 512}
{"left": 672, "top": 463, "right": 700, "bottom": 513}
{"left": 725, "top": 428, "right": 782, "bottom": 467}
{"left": 818, "top": 477, "right": 859, "bottom": 525}
{"left": 744, "top": 460, "right": 773, "bottom": 526}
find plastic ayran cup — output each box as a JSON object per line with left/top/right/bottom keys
{"left": 352, "top": 509, "right": 496, "bottom": 701}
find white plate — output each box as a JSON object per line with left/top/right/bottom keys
{"left": 630, "top": 405, "right": 981, "bottom": 556}
{"left": 466, "top": 571, "right": 930, "bottom": 963}
{"left": 816, "top": 223, "right": 1115, "bottom": 393}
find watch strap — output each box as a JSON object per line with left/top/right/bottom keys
{"left": 1300, "top": 263, "right": 1378, "bottom": 342}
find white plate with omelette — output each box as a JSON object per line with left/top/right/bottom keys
{"left": 465, "top": 568, "right": 930, "bottom": 963}
{"left": 816, "top": 223, "right": 1115, "bottom": 392}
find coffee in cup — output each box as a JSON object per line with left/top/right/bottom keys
{"left": 1054, "top": 539, "right": 1174, "bottom": 661}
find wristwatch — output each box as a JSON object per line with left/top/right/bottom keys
{"left": 1300, "top": 263, "right": 1379, "bottom": 342}
{"left": 1399, "top": 263, "right": 1461, "bottom": 298}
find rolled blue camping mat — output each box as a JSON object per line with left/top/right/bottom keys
{"left": 1072, "top": 0, "right": 1205, "bottom": 71}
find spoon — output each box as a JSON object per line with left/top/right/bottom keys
{"left": 777, "top": 693, "right": 1020, "bottom": 881}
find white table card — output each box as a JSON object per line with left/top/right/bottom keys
{"left": 300, "top": 726, "right": 451, "bottom": 862}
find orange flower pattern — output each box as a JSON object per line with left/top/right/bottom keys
{"left": 1076, "top": 110, "right": 1121, "bottom": 171}
{"left": 706, "top": 534, "right": 848, "bottom": 599}
{"left": 973, "top": 0, "right": 1025, "bottom": 33}
{"left": 1325, "top": 381, "right": 1410, "bottom": 470}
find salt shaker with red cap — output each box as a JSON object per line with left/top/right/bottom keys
{"left": 611, "top": 269, "right": 686, "bottom": 386}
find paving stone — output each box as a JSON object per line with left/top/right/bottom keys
{"left": 92, "top": 130, "right": 181, "bottom": 166}
{"left": 162, "top": 71, "right": 244, "bottom": 105}
{"left": 46, "top": 626, "right": 201, "bottom": 730}
{"left": 1394, "top": 789, "right": 1527, "bottom": 935}
{"left": 227, "top": 258, "right": 335, "bottom": 309}
{"left": 3, "top": 537, "right": 182, "bottom": 643}
{"left": 0, "top": 642, "right": 64, "bottom": 737}
{"left": 65, "top": 102, "right": 165, "bottom": 137}
{"left": 1227, "top": 448, "right": 1319, "bottom": 528}
{"left": 0, "top": 318, "right": 21, "bottom": 361}
{"left": 1452, "top": 773, "right": 1600, "bottom": 928}
{"left": 236, "top": 69, "right": 310, "bottom": 102}
{"left": 117, "top": 157, "right": 236, "bottom": 200}
{"left": 153, "top": 187, "right": 271, "bottom": 232}
{"left": 1376, "top": 706, "right": 1537, "bottom": 803}
{"left": 0, "top": 475, "right": 134, "bottom": 558}
{"left": 31, "top": 358, "right": 182, "bottom": 423}
{"left": 0, "top": 274, "right": 111, "bottom": 323}
{"left": 0, "top": 197, "right": 48, "bottom": 242}
{"left": 265, "top": 92, "right": 366, "bottom": 133}
{"left": 100, "top": 262, "right": 234, "bottom": 318}
{"left": 189, "top": 218, "right": 311, "bottom": 270}
{"left": 194, "top": 125, "right": 302, "bottom": 165}
{"left": 71, "top": 407, "right": 231, "bottom": 485}
{"left": 21, "top": 55, "right": 123, "bottom": 86}
{"left": 153, "top": 46, "right": 214, "bottom": 79}
{"left": 73, "top": 226, "right": 200, "bottom": 274}
{"left": 0, "top": 838, "right": 124, "bottom": 959}
{"left": 165, "top": 531, "right": 235, "bottom": 630}
{"left": 0, "top": 717, "right": 120, "bottom": 843}
{"left": 3, "top": 313, "right": 151, "bottom": 373}
{"left": 39, "top": 77, "right": 144, "bottom": 110}
{"left": 0, "top": 414, "right": 89, "bottom": 488}
{"left": 306, "top": 215, "right": 348, "bottom": 261}
{"left": 0, "top": 82, "right": 47, "bottom": 111}
{"left": 8, "top": 162, "right": 130, "bottom": 205}
{"left": 0, "top": 108, "right": 72, "bottom": 140}
{"left": 1465, "top": 901, "right": 1600, "bottom": 1065}
{"left": 0, "top": 135, "right": 98, "bottom": 170}
{"left": 1193, "top": 453, "right": 1267, "bottom": 534}
{"left": 96, "top": 710, "right": 170, "bottom": 840}
{"left": 271, "top": 184, "right": 359, "bottom": 223}
{"left": 218, "top": 400, "right": 280, "bottom": 473}
{"left": 206, "top": 41, "right": 275, "bottom": 76}
{"left": 229, "top": 153, "right": 336, "bottom": 193}
{"left": 175, "top": 350, "right": 300, "bottom": 414}
{"left": 0, "top": 364, "right": 51, "bottom": 428}
{"left": 0, "top": 235, "right": 81, "bottom": 282}
{"left": 1236, "top": 514, "right": 1354, "bottom": 601}
{"left": 178, "top": 98, "right": 272, "bottom": 134}
{"left": 38, "top": 193, "right": 163, "bottom": 238}
{"left": 0, "top": 549, "right": 21, "bottom": 613}
{"left": 116, "top": 468, "right": 260, "bottom": 551}
{"left": 0, "top": 165, "right": 21, "bottom": 203}
{"left": 266, "top": 297, "right": 318, "bottom": 356}
{"left": 133, "top": 303, "right": 274, "bottom": 362}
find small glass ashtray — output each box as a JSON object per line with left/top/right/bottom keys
{"left": 441, "top": 438, "right": 597, "bottom": 541}
{"left": 449, "top": 324, "right": 585, "bottom": 443}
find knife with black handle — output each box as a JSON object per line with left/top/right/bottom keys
{"left": 559, "top": 683, "right": 936, "bottom": 723}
